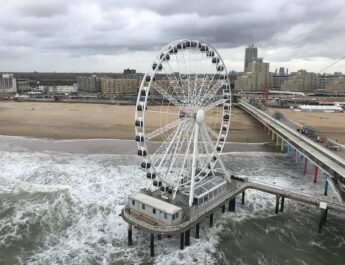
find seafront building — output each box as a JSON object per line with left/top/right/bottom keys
{"left": 236, "top": 57, "right": 271, "bottom": 91}
{"left": 0, "top": 74, "right": 17, "bottom": 97}
{"left": 281, "top": 70, "right": 317, "bottom": 92}
{"left": 76, "top": 75, "right": 101, "bottom": 93}
{"left": 326, "top": 77, "right": 345, "bottom": 94}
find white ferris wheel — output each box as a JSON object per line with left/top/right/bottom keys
{"left": 135, "top": 39, "right": 231, "bottom": 207}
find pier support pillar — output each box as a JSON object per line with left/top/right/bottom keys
{"left": 221, "top": 204, "right": 225, "bottom": 213}
{"left": 275, "top": 196, "right": 280, "bottom": 214}
{"left": 242, "top": 191, "right": 245, "bottom": 204}
{"left": 281, "top": 139, "right": 284, "bottom": 152}
{"left": 303, "top": 158, "right": 308, "bottom": 175}
{"left": 195, "top": 223, "right": 200, "bottom": 239}
{"left": 158, "top": 234, "right": 162, "bottom": 240}
{"left": 318, "top": 203, "right": 328, "bottom": 233}
{"left": 272, "top": 131, "right": 275, "bottom": 141}
{"left": 180, "top": 232, "right": 184, "bottom": 250}
{"left": 185, "top": 229, "right": 190, "bottom": 246}
{"left": 128, "top": 224, "right": 133, "bottom": 246}
{"left": 276, "top": 135, "right": 279, "bottom": 146}
{"left": 150, "top": 234, "right": 155, "bottom": 257}
{"left": 209, "top": 213, "right": 214, "bottom": 227}
{"left": 324, "top": 175, "right": 329, "bottom": 196}
{"left": 287, "top": 144, "right": 291, "bottom": 157}
{"left": 314, "top": 166, "right": 319, "bottom": 183}
{"left": 229, "top": 198, "right": 236, "bottom": 212}
{"left": 280, "top": 196, "right": 285, "bottom": 212}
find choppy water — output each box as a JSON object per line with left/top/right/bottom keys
{"left": 0, "top": 138, "right": 344, "bottom": 265}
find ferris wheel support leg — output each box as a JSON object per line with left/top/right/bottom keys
{"left": 189, "top": 123, "right": 199, "bottom": 207}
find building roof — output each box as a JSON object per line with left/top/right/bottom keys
{"left": 129, "top": 192, "right": 182, "bottom": 215}
{"left": 193, "top": 175, "right": 226, "bottom": 199}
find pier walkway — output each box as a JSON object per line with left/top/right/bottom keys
{"left": 239, "top": 100, "right": 345, "bottom": 201}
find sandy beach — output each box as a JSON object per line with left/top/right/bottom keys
{"left": 0, "top": 101, "right": 270, "bottom": 143}
{"left": 272, "top": 108, "right": 345, "bottom": 144}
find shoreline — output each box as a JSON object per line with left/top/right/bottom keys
{"left": 0, "top": 135, "right": 277, "bottom": 155}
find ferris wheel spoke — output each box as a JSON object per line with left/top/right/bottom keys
{"left": 199, "top": 80, "right": 224, "bottom": 108}
{"left": 202, "top": 98, "right": 224, "bottom": 112}
{"left": 146, "top": 119, "right": 183, "bottom": 140}
{"left": 204, "top": 123, "right": 219, "bottom": 141}
{"left": 164, "top": 120, "right": 194, "bottom": 185}
{"left": 151, "top": 81, "right": 183, "bottom": 108}
{"left": 156, "top": 122, "right": 185, "bottom": 172}
{"left": 172, "top": 121, "right": 196, "bottom": 199}
{"left": 201, "top": 124, "right": 230, "bottom": 180}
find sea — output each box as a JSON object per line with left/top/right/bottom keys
{"left": 0, "top": 136, "right": 344, "bottom": 265}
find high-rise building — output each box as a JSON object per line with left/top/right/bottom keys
{"left": 244, "top": 44, "right": 258, "bottom": 71}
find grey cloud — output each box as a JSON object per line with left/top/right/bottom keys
{"left": 0, "top": 0, "right": 345, "bottom": 72}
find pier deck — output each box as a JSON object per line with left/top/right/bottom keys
{"left": 122, "top": 179, "right": 345, "bottom": 235}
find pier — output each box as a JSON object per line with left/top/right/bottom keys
{"left": 239, "top": 100, "right": 345, "bottom": 202}
{"left": 122, "top": 178, "right": 345, "bottom": 256}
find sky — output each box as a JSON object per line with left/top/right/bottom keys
{"left": 0, "top": 0, "right": 345, "bottom": 74}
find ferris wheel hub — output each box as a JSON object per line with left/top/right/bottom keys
{"left": 196, "top": 109, "right": 205, "bottom": 124}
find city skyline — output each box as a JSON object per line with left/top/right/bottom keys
{"left": 0, "top": 0, "right": 345, "bottom": 73}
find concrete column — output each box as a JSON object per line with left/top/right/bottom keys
{"left": 281, "top": 139, "right": 284, "bottom": 152}
{"left": 195, "top": 223, "right": 200, "bottom": 239}
{"left": 158, "top": 234, "right": 162, "bottom": 240}
{"left": 318, "top": 202, "right": 328, "bottom": 233}
{"left": 185, "top": 229, "right": 190, "bottom": 246}
{"left": 314, "top": 166, "right": 319, "bottom": 183}
{"left": 275, "top": 196, "right": 280, "bottom": 214}
{"left": 180, "top": 232, "right": 184, "bottom": 250}
{"left": 324, "top": 175, "right": 329, "bottom": 196}
{"left": 303, "top": 157, "right": 308, "bottom": 175}
{"left": 209, "top": 213, "right": 213, "bottom": 227}
{"left": 221, "top": 204, "right": 225, "bottom": 213}
{"left": 280, "top": 196, "right": 285, "bottom": 212}
{"left": 295, "top": 150, "right": 298, "bottom": 162}
{"left": 272, "top": 131, "right": 275, "bottom": 141}
{"left": 150, "top": 233, "right": 155, "bottom": 257}
{"left": 287, "top": 144, "right": 291, "bottom": 157}
{"left": 242, "top": 191, "right": 245, "bottom": 204}
{"left": 128, "top": 224, "right": 133, "bottom": 246}
{"left": 229, "top": 198, "right": 236, "bottom": 212}
{"left": 276, "top": 135, "right": 279, "bottom": 146}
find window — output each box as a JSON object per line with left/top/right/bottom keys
{"left": 153, "top": 208, "right": 156, "bottom": 214}
{"left": 142, "top": 204, "right": 145, "bottom": 210}
{"left": 164, "top": 213, "right": 167, "bottom": 219}
{"left": 176, "top": 212, "right": 179, "bottom": 218}
{"left": 172, "top": 214, "right": 175, "bottom": 220}
{"left": 132, "top": 200, "right": 135, "bottom": 206}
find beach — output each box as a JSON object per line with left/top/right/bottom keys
{"left": 0, "top": 101, "right": 270, "bottom": 143}
{"left": 272, "top": 108, "right": 345, "bottom": 144}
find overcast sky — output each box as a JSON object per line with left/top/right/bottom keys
{"left": 1, "top": 0, "right": 345, "bottom": 73}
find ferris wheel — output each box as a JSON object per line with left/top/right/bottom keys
{"left": 135, "top": 39, "right": 231, "bottom": 206}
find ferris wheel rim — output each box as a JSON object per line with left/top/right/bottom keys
{"left": 134, "top": 39, "right": 232, "bottom": 194}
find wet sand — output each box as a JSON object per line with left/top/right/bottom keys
{"left": 0, "top": 101, "right": 270, "bottom": 143}
{"left": 272, "top": 108, "right": 345, "bottom": 144}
